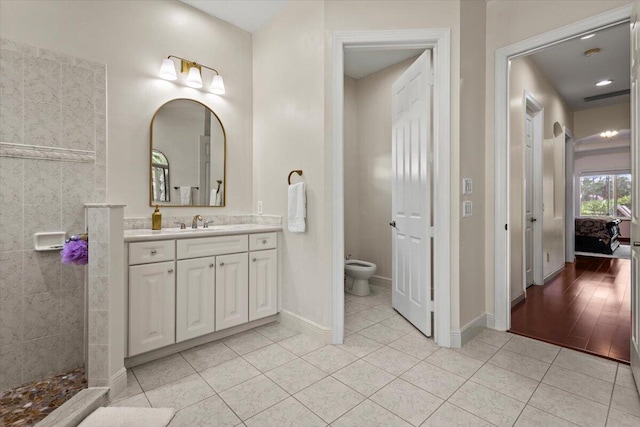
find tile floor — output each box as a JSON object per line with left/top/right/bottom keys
{"left": 110, "top": 286, "right": 640, "bottom": 426}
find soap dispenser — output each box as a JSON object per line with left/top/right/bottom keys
{"left": 152, "top": 205, "right": 162, "bottom": 230}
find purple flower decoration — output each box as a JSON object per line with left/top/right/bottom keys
{"left": 61, "top": 240, "right": 89, "bottom": 265}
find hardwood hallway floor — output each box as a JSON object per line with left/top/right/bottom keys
{"left": 510, "top": 255, "right": 631, "bottom": 363}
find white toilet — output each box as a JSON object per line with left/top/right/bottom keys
{"left": 344, "top": 259, "right": 377, "bottom": 296}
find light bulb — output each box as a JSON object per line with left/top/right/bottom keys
{"left": 186, "top": 67, "right": 203, "bottom": 88}
{"left": 210, "top": 75, "right": 226, "bottom": 95}
{"left": 159, "top": 58, "right": 177, "bottom": 81}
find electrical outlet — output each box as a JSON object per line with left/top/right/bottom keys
{"left": 257, "top": 201, "right": 263, "bottom": 215}
{"left": 546, "top": 252, "right": 550, "bottom": 262}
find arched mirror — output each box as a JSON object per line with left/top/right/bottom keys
{"left": 150, "top": 99, "right": 226, "bottom": 206}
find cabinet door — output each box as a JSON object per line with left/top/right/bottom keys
{"left": 249, "top": 250, "right": 278, "bottom": 321}
{"left": 129, "top": 261, "right": 175, "bottom": 356}
{"left": 215, "top": 253, "right": 249, "bottom": 330}
{"left": 176, "top": 256, "right": 216, "bottom": 342}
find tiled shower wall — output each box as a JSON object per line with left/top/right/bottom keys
{"left": 0, "top": 38, "right": 106, "bottom": 390}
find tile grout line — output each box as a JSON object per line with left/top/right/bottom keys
{"left": 605, "top": 364, "right": 618, "bottom": 424}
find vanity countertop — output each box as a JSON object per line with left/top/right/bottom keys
{"left": 124, "top": 224, "right": 283, "bottom": 242}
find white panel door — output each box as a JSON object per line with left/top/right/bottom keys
{"left": 391, "top": 49, "right": 432, "bottom": 336}
{"left": 128, "top": 261, "right": 175, "bottom": 356}
{"left": 524, "top": 113, "right": 535, "bottom": 290}
{"left": 216, "top": 253, "right": 249, "bottom": 330}
{"left": 249, "top": 249, "right": 278, "bottom": 321}
{"left": 176, "top": 256, "right": 216, "bottom": 342}
{"left": 630, "top": 0, "right": 640, "bottom": 391}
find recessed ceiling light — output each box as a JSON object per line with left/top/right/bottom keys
{"left": 581, "top": 34, "right": 596, "bottom": 40}
{"left": 596, "top": 79, "right": 613, "bottom": 87}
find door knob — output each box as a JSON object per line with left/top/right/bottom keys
{"left": 389, "top": 221, "right": 397, "bottom": 228}
{"left": 531, "top": 218, "right": 537, "bottom": 222}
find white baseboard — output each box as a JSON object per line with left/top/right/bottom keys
{"left": 544, "top": 264, "right": 565, "bottom": 283}
{"left": 370, "top": 275, "right": 391, "bottom": 289}
{"left": 108, "top": 368, "right": 127, "bottom": 401}
{"left": 450, "top": 312, "right": 489, "bottom": 348}
{"left": 279, "top": 310, "right": 333, "bottom": 344}
{"left": 486, "top": 313, "right": 496, "bottom": 329}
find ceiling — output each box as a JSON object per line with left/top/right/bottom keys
{"left": 527, "top": 23, "right": 630, "bottom": 111}
{"left": 180, "top": 0, "right": 289, "bottom": 33}
{"left": 344, "top": 48, "right": 424, "bottom": 80}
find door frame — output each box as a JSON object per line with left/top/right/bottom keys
{"left": 331, "top": 29, "right": 451, "bottom": 346}
{"left": 493, "top": 5, "right": 633, "bottom": 331}
{"left": 564, "top": 127, "right": 575, "bottom": 263}
{"left": 523, "top": 91, "right": 544, "bottom": 291}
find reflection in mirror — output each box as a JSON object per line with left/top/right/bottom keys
{"left": 150, "top": 99, "right": 225, "bottom": 207}
{"left": 152, "top": 149, "right": 170, "bottom": 202}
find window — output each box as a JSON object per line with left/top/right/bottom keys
{"left": 152, "top": 149, "right": 170, "bottom": 202}
{"left": 579, "top": 173, "right": 631, "bottom": 218}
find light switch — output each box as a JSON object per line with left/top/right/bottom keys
{"left": 257, "top": 201, "right": 263, "bottom": 215}
{"left": 462, "top": 178, "right": 473, "bottom": 195}
{"left": 463, "top": 201, "right": 472, "bottom": 217}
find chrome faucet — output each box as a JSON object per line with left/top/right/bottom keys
{"left": 203, "top": 220, "right": 215, "bottom": 228}
{"left": 191, "top": 215, "right": 203, "bottom": 229}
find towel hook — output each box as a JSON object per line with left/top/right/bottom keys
{"left": 288, "top": 169, "right": 303, "bottom": 185}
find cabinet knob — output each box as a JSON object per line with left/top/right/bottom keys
{"left": 220, "top": 262, "right": 225, "bottom": 266}
{"left": 252, "top": 258, "right": 257, "bottom": 262}
{"left": 150, "top": 249, "right": 157, "bottom": 255}
{"left": 209, "top": 263, "right": 214, "bottom": 268}
{"left": 168, "top": 269, "right": 174, "bottom": 274}
{"left": 262, "top": 240, "right": 267, "bottom": 244}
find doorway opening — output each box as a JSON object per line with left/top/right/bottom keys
{"left": 495, "top": 9, "right": 635, "bottom": 363}
{"left": 331, "top": 29, "right": 451, "bottom": 347}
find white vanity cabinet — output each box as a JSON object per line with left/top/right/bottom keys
{"left": 126, "top": 229, "right": 279, "bottom": 358}
{"left": 128, "top": 260, "right": 176, "bottom": 356}
{"left": 250, "top": 249, "right": 278, "bottom": 321}
{"left": 176, "top": 256, "right": 216, "bottom": 342}
{"left": 216, "top": 253, "right": 249, "bottom": 330}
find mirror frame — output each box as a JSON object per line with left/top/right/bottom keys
{"left": 149, "top": 98, "right": 227, "bottom": 207}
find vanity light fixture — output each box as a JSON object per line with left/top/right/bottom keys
{"left": 159, "top": 55, "right": 226, "bottom": 94}
{"left": 600, "top": 130, "right": 618, "bottom": 139}
{"left": 596, "top": 79, "right": 613, "bottom": 87}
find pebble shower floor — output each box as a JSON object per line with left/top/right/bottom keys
{"left": 0, "top": 368, "right": 86, "bottom": 426}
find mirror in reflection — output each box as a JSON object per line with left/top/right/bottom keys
{"left": 150, "top": 99, "right": 225, "bottom": 207}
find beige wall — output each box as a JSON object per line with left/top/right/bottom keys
{"left": 344, "top": 58, "right": 414, "bottom": 281}
{"left": 0, "top": 0, "right": 253, "bottom": 218}
{"left": 484, "top": 0, "right": 631, "bottom": 314}
{"left": 574, "top": 103, "right": 630, "bottom": 140}
{"left": 459, "top": 0, "right": 487, "bottom": 328}
{"left": 253, "top": 1, "right": 329, "bottom": 326}
{"left": 509, "top": 56, "right": 572, "bottom": 301}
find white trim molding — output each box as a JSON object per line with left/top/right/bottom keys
{"left": 279, "top": 310, "right": 333, "bottom": 344}
{"left": 332, "top": 29, "right": 452, "bottom": 347}
{"left": 450, "top": 312, "right": 489, "bottom": 348}
{"left": 0, "top": 142, "right": 96, "bottom": 163}
{"left": 493, "top": 5, "right": 632, "bottom": 331}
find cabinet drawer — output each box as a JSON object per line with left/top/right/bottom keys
{"left": 129, "top": 240, "right": 175, "bottom": 265}
{"left": 249, "top": 233, "right": 277, "bottom": 251}
{"left": 177, "top": 234, "right": 248, "bottom": 259}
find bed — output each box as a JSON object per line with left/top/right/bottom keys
{"left": 575, "top": 217, "right": 621, "bottom": 255}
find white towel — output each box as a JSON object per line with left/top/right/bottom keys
{"left": 209, "top": 189, "right": 216, "bottom": 206}
{"left": 288, "top": 182, "right": 306, "bottom": 233}
{"left": 179, "top": 186, "right": 191, "bottom": 205}
{"left": 215, "top": 188, "right": 223, "bottom": 206}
